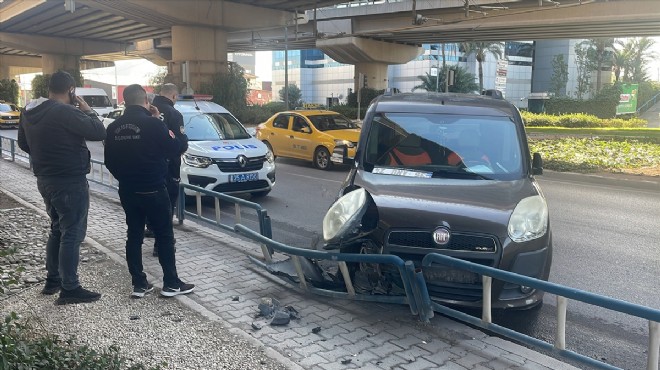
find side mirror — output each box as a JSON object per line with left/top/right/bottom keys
{"left": 532, "top": 152, "right": 543, "bottom": 175}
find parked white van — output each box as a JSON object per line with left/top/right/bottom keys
{"left": 75, "top": 88, "right": 114, "bottom": 117}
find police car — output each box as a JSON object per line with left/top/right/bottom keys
{"left": 175, "top": 96, "right": 275, "bottom": 197}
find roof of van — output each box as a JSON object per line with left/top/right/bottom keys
{"left": 75, "top": 87, "right": 108, "bottom": 95}
{"left": 174, "top": 99, "right": 231, "bottom": 114}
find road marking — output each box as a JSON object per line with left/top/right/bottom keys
{"left": 539, "top": 178, "right": 659, "bottom": 196}
{"left": 288, "top": 172, "right": 342, "bottom": 184}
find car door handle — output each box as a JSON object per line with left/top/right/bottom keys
{"left": 288, "top": 135, "right": 294, "bottom": 139}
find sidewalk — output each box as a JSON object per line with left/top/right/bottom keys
{"left": 0, "top": 157, "right": 579, "bottom": 370}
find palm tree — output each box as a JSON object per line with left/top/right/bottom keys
{"left": 629, "top": 37, "right": 657, "bottom": 82}
{"left": 412, "top": 65, "right": 479, "bottom": 93}
{"left": 580, "top": 38, "right": 615, "bottom": 92}
{"left": 461, "top": 41, "right": 504, "bottom": 93}
{"left": 611, "top": 43, "right": 629, "bottom": 83}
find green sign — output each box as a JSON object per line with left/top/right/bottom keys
{"left": 616, "top": 84, "right": 638, "bottom": 115}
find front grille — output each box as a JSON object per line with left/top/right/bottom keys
{"left": 388, "top": 230, "right": 497, "bottom": 253}
{"left": 214, "top": 156, "right": 265, "bottom": 173}
{"left": 213, "top": 180, "right": 269, "bottom": 193}
{"left": 1, "top": 116, "right": 17, "bottom": 120}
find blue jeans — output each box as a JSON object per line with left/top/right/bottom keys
{"left": 37, "top": 177, "right": 89, "bottom": 291}
{"left": 118, "top": 186, "right": 181, "bottom": 288}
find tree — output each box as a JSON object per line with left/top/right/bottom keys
{"left": 0, "top": 79, "right": 19, "bottom": 104}
{"left": 31, "top": 70, "right": 83, "bottom": 99}
{"left": 628, "top": 37, "right": 656, "bottom": 83}
{"left": 412, "top": 65, "right": 479, "bottom": 93}
{"left": 199, "top": 62, "right": 248, "bottom": 115}
{"left": 278, "top": 84, "right": 303, "bottom": 109}
{"left": 611, "top": 44, "right": 630, "bottom": 83}
{"left": 581, "top": 38, "right": 615, "bottom": 92}
{"left": 574, "top": 43, "right": 594, "bottom": 99}
{"left": 148, "top": 69, "right": 168, "bottom": 94}
{"left": 461, "top": 41, "right": 504, "bottom": 93}
{"left": 550, "top": 55, "right": 569, "bottom": 96}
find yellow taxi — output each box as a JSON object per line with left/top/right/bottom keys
{"left": 0, "top": 101, "right": 21, "bottom": 129}
{"left": 255, "top": 109, "right": 360, "bottom": 170}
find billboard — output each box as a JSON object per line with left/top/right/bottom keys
{"left": 616, "top": 84, "right": 638, "bottom": 115}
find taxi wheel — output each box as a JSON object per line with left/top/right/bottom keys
{"left": 264, "top": 141, "right": 276, "bottom": 159}
{"left": 314, "top": 147, "right": 332, "bottom": 170}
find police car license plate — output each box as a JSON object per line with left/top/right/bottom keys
{"left": 229, "top": 173, "right": 258, "bottom": 183}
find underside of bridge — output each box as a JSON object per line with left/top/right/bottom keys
{"left": 0, "top": 0, "right": 659, "bottom": 90}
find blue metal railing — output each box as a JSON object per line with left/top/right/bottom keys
{"left": 0, "top": 135, "right": 30, "bottom": 164}
{"left": 421, "top": 253, "right": 660, "bottom": 370}
{"left": 637, "top": 91, "right": 660, "bottom": 115}
{"left": 88, "top": 158, "right": 118, "bottom": 190}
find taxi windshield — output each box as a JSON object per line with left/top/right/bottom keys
{"left": 363, "top": 112, "right": 524, "bottom": 180}
{"left": 183, "top": 112, "right": 250, "bottom": 141}
{"left": 0, "top": 103, "right": 18, "bottom": 112}
{"left": 308, "top": 114, "right": 358, "bottom": 131}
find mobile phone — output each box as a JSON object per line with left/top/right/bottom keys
{"left": 69, "top": 89, "right": 78, "bottom": 107}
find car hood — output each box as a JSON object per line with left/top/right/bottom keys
{"left": 1, "top": 111, "right": 20, "bottom": 117}
{"left": 187, "top": 137, "right": 268, "bottom": 159}
{"left": 325, "top": 129, "right": 360, "bottom": 142}
{"left": 354, "top": 170, "right": 540, "bottom": 237}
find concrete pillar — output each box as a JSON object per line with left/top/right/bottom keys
{"left": 0, "top": 64, "right": 10, "bottom": 80}
{"left": 355, "top": 62, "right": 390, "bottom": 91}
{"left": 41, "top": 54, "right": 80, "bottom": 74}
{"left": 170, "top": 25, "right": 228, "bottom": 92}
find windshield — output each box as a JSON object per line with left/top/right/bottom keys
{"left": 308, "top": 114, "right": 358, "bottom": 131}
{"left": 0, "top": 104, "right": 18, "bottom": 112}
{"left": 183, "top": 112, "right": 251, "bottom": 141}
{"left": 364, "top": 113, "right": 524, "bottom": 180}
{"left": 81, "top": 95, "right": 112, "bottom": 107}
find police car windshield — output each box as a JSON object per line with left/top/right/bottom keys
{"left": 308, "top": 114, "right": 357, "bottom": 131}
{"left": 183, "top": 112, "right": 251, "bottom": 141}
{"left": 364, "top": 112, "right": 524, "bottom": 181}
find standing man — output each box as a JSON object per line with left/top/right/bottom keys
{"left": 145, "top": 84, "right": 188, "bottom": 257}
{"left": 104, "top": 84, "right": 194, "bottom": 298}
{"left": 17, "top": 71, "right": 105, "bottom": 305}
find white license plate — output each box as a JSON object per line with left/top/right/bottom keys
{"left": 2, "top": 121, "right": 18, "bottom": 124}
{"left": 229, "top": 172, "right": 258, "bottom": 183}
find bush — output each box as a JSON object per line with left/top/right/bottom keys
{"left": 199, "top": 63, "right": 248, "bottom": 116}
{"left": 521, "top": 111, "right": 647, "bottom": 128}
{"left": 0, "top": 79, "right": 19, "bottom": 104}
{"left": 31, "top": 75, "right": 50, "bottom": 99}
{"left": 545, "top": 83, "right": 621, "bottom": 118}
{"left": 0, "top": 312, "right": 162, "bottom": 370}
{"left": 330, "top": 104, "right": 358, "bottom": 120}
{"left": 237, "top": 105, "right": 276, "bottom": 125}
{"left": 347, "top": 88, "right": 384, "bottom": 109}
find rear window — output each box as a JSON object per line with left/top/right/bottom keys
{"left": 364, "top": 112, "right": 524, "bottom": 180}
{"left": 183, "top": 112, "right": 250, "bottom": 141}
{"left": 81, "top": 95, "right": 112, "bottom": 107}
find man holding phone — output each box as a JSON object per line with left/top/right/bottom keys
{"left": 18, "top": 70, "right": 106, "bottom": 305}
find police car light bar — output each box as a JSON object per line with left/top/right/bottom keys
{"left": 178, "top": 94, "right": 214, "bottom": 101}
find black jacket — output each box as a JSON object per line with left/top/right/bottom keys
{"left": 152, "top": 95, "right": 188, "bottom": 179}
{"left": 104, "top": 105, "right": 181, "bottom": 192}
{"left": 18, "top": 98, "right": 106, "bottom": 179}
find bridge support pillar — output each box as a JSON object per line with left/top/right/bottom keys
{"left": 41, "top": 54, "right": 80, "bottom": 75}
{"left": 170, "top": 25, "right": 228, "bottom": 93}
{"left": 0, "top": 64, "right": 10, "bottom": 80}
{"left": 317, "top": 36, "right": 423, "bottom": 91}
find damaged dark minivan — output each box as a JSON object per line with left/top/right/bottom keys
{"left": 323, "top": 92, "right": 552, "bottom": 309}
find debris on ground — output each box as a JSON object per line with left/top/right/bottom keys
{"left": 256, "top": 297, "right": 301, "bottom": 326}
{"left": 312, "top": 326, "right": 322, "bottom": 334}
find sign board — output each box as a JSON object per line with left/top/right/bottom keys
{"left": 494, "top": 59, "right": 508, "bottom": 98}
{"left": 616, "top": 84, "right": 638, "bottom": 115}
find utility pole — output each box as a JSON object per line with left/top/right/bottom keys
{"left": 284, "top": 25, "right": 289, "bottom": 110}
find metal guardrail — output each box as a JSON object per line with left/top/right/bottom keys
{"left": 234, "top": 224, "right": 424, "bottom": 316}
{"left": 0, "top": 135, "right": 30, "bottom": 164}
{"left": 637, "top": 91, "right": 660, "bottom": 116}
{"left": 420, "top": 253, "right": 660, "bottom": 370}
{"left": 88, "top": 158, "right": 118, "bottom": 190}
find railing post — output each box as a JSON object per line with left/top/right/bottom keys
{"left": 338, "top": 261, "right": 355, "bottom": 296}
{"left": 291, "top": 255, "right": 307, "bottom": 290}
{"left": 10, "top": 140, "right": 16, "bottom": 162}
{"left": 556, "top": 296, "right": 568, "bottom": 350}
{"left": 214, "top": 198, "right": 221, "bottom": 224}
{"left": 649, "top": 320, "right": 660, "bottom": 370}
{"left": 195, "top": 192, "right": 202, "bottom": 217}
{"left": 482, "top": 275, "right": 492, "bottom": 324}
{"left": 234, "top": 203, "right": 242, "bottom": 224}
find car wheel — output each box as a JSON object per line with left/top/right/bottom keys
{"left": 313, "top": 147, "right": 332, "bottom": 170}
{"left": 263, "top": 141, "right": 276, "bottom": 159}
{"left": 251, "top": 190, "right": 271, "bottom": 198}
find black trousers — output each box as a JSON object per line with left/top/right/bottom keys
{"left": 146, "top": 177, "right": 179, "bottom": 230}
{"left": 118, "top": 186, "right": 181, "bottom": 288}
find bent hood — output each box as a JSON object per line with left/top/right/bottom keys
{"left": 354, "top": 170, "right": 541, "bottom": 237}
{"left": 326, "top": 129, "right": 360, "bottom": 142}
{"left": 187, "top": 137, "right": 268, "bottom": 159}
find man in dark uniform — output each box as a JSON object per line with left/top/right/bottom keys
{"left": 146, "top": 84, "right": 188, "bottom": 257}
{"left": 104, "top": 84, "right": 194, "bottom": 298}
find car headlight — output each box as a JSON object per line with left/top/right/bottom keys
{"left": 323, "top": 188, "right": 367, "bottom": 243}
{"left": 334, "top": 139, "right": 355, "bottom": 148}
{"left": 183, "top": 153, "right": 213, "bottom": 168}
{"left": 266, "top": 149, "right": 274, "bottom": 164}
{"left": 508, "top": 195, "right": 548, "bottom": 242}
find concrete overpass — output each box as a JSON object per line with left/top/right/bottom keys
{"left": 1, "top": 0, "right": 660, "bottom": 91}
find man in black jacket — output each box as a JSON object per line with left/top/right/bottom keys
{"left": 145, "top": 84, "right": 188, "bottom": 256}
{"left": 104, "top": 84, "right": 194, "bottom": 298}
{"left": 18, "top": 71, "right": 105, "bottom": 305}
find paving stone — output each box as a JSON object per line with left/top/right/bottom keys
{"left": 399, "top": 357, "right": 439, "bottom": 370}
{"left": 366, "top": 341, "right": 405, "bottom": 358}
{"left": 296, "top": 353, "right": 329, "bottom": 368}
{"left": 454, "top": 353, "right": 489, "bottom": 368}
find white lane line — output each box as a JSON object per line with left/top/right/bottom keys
{"left": 288, "top": 172, "right": 343, "bottom": 184}
{"left": 539, "top": 178, "right": 659, "bottom": 196}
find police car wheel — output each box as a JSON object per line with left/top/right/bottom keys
{"left": 314, "top": 147, "right": 332, "bottom": 170}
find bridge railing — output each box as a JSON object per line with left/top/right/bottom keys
{"left": 637, "top": 91, "right": 660, "bottom": 116}
{"left": 420, "top": 253, "right": 660, "bottom": 370}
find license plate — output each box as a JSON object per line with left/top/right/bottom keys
{"left": 2, "top": 121, "right": 18, "bottom": 124}
{"left": 423, "top": 267, "right": 479, "bottom": 284}
{"left": 229, "top": 172, "right": 258, "bottom": 183}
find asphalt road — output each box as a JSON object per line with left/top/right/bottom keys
{"left": 3, "top": 129, "right": 659, "bottom": 369}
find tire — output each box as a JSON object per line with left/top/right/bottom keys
{"left": 313, "top": 147, "right": 332, "bottom": 170}
{"left": 263, "top": 141, "right": 276, "bottom": 159}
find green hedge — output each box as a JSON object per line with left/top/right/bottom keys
{"left": 521, "top": 111, "right": 647, "bottom": 128}
{"left": 544, "top": 83, "right": 621, "bottom": 118}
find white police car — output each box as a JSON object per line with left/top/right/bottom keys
{"left": 175, "top": 97, "right": 275, "bottom": 197}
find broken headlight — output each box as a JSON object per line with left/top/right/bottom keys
{"left": 323, "top": 188, "right": 368, "bottom": 243}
